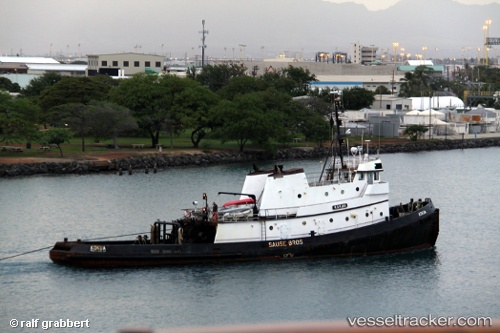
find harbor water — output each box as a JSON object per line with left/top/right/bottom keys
{"left": 1, "top": 147, "right": 499, "bottom": 332}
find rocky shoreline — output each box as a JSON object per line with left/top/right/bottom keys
{"left": 1, "top": 137, "right": 500, "bottom": 177}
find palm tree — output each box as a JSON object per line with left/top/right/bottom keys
{"left": 399, "top": 66, "right": 434, "bottom": 98}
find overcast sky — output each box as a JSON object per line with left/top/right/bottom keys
{"left": 1, "top": 0, "right": 498, "bottom": 59}
{"left": 325, "top": 0, "right": 500, "bottom": 11}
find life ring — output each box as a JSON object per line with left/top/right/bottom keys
{"left": 212, "top": 212, "right": 218, "bottom": 222}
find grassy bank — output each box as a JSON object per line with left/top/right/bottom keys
{"left": 1, "top": 132, "right": 409, "bottom": 161}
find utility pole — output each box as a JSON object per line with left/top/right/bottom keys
{"left": 199, "top": 20, "right": 208, "bottom": 67}
{"left": 391, "top": 70, "right": 395, "bottom": 95}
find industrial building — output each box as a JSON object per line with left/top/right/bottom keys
{"left": 87, "top": 53, "right": 164, "bottom": 76}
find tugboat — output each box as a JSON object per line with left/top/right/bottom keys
{"left": 49, "top": 111, "right": 439, "bottom": 267}
{"left": 49, "top": 153, "right": 439, "bottom": 267}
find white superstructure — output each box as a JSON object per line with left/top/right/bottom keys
{"left": 214, "top": 154, "right": 390, "bottom": 244}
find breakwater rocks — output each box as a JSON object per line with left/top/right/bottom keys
{"left": 1, "top": 137, "right": 500, "bottom": 177}
{"left": 377, "top": 137, "right": 500, "bottom": 153}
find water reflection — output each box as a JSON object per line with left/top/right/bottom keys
{"left": 1, "top": 148, "right": 499, "bottom": 332}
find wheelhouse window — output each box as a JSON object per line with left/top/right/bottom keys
{"left": 155, "top": 61, "right": 161, "bottom": 67}
{"left": 123, "top": 61, "right": 129, "bottom": 67}
{"left": 134, "top": 61, "right": 140, "bottom": 67}
{"left": 102, "top": 60, "right": 107, "bottom": 66}
{"left": 145, "top": 61, "right": 151, "bottom": 67}
{"left": 367, "top": 173, "right": 374, "bottom": 184}
{"left": 112, "top": 61, "right": 118, "bottom": 66}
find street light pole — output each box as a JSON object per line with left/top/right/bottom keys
{"left": 484, "top": 19, "right": 492, "bottom": 66}
{"left": 392, "top": 42, "right": 399, "bottom": 64}
{"left": 483, "top": 25, "right": 488, "bottom": 65}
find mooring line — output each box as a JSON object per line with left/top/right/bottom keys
{"left": 0, "top": 231, "right": 149, "bottom": 261}
{"left": 0, "top": 246, "right": 54, "bottom": 262}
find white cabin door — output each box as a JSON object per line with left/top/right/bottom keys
{"left": 280, "top": 224, "right": 289, "bottom": 239}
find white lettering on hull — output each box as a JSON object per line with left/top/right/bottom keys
{"left": 268, "top": 239, "right": 304, "bottom": 248}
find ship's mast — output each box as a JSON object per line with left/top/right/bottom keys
{"left": 319, "top": 90, "right": 344, "bottom": 182}
{"left": 333, "top": 93, "right": 344, "bottom": 167}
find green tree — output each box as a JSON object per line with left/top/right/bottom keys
{"left": 195, "top": 63, "right": 247, "bottom": 92}
{"left": 110, "top": 74, "right": 168, "bottom": 147}
{"left": 186, "top": 66, "right": 197, "bottom": 80}
{"left": 281, "top": 66, "right": 317, "bottom": 96}
{"left": 37, "top": 128, "right": 73, "bottom": 157}
{"left": 110, "top": 74, "right": 203, "bottom": 147}
{"left": 446, "top": 79, "right": 466, "bottom": 103}
{"left": 22, "top": 72, "right": 63, "bottom": 97}
{"left": 467, "top": 66, "right": 500, "bottom": 107}
{"left": 293, "top": 95, "right": 332, "bottom": 146}
{"left": 211, "top": 92, "right": 279, "bottom": 152}
{"left": 172, "top": 83, "right": 220, "bottom": 148}
{"left": 52, "top": 103, "right": 91, "bottom": 151}
{"left": 86, "top": 101, "right": 138, "bottom": 148}
{"left": 299, "top": 108, "right": 331, "bottom": 147}
{"left": 404, "top": 125, "right": 428, "bottom": 141}
{"left": 456, "top": 63, "right": 500, "bottom": 109}
{"left": 398, "top": 66, "right": 435, "bottom": 98}
{"left": 0, "top": 77, "right": 21, "bottom": 92}
{"left": 375, "top": 85, "right": 391, "bottom": 94}
{"left": 217, "top": 76, "right": 267, "bottom": 100}
{"left": 39, "top": 76, "right": 109, "bottom": 110}
{"left": 90, "top": 74, "right": 120, "bottom": 88}
{"left": 38, "top": 77, "right": 109, "bottom": 128}
{"left": 342, "top": 87, "right": 375, "bottom": 110}
{"left": 261, "top": 66, "right": 317, "bottom": 96}
{"left": 257, "top": 88, "right": 309, "bottom": 145}
{"left": 0, "top": 92, "right": 39, "bottom": 143}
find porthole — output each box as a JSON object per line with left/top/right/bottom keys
{"left": 365, "top": 213, "right": 369, "bottom": 217}
{"left": 269, "top": 226, "right": 273, "bottom": 231}
{"left": 356, "top": 187, "right": 360, "bottom": 191}
{"left": 341, "top": 190, "right": 345, "bottom": 195}
{"left": 324, "top": 192, "right": 329, "bottom": 197}
{"left": 298, "top": 194, "right": 302, "bottom": 198}
{"left": 302, "top": 221, "right": 307, "bottom": 226}
{"left": 345, "top": 217, "right": 349, "bottom": 221}
{"left": 329, "top": 218, "right": 333, "bottom": 223}
{"left": 380, "top": 212, "right": 384, "bottom": 216}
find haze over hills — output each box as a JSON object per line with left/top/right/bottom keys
{"left": 0, "top": 0, "right": 498, "bottom": 59}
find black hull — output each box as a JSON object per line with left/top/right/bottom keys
{"left": 49, "top": 201, "right": 439, "bottom": 268}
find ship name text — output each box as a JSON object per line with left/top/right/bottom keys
{"left": 90, "top": 245, "right": 106, "bottom": 253}
{"left": 332, "top": 203, "right": 348, "bottom": 210}
{"left": 268, "top": 239, "right": 304, "bottom": 248}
